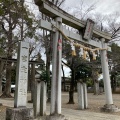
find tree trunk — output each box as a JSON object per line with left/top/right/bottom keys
{"left": 45, "top": 30, "right": 52, "bottom": 90}
{"left": 62, "top": 65, "right": 66, "bottom": 91}
{"left": 111, "top": 74, "right": 116, "bottom": 93}
{"left": 1, "top": 62, "right": 12, "bottom": 98}
{"left": 68, "top": 67, "right": 75, "bottom": 104}
{"left": 68, "top": 90, "right": 74, "bottom": 104}
{"left": 0, "top": 61, "right": 4, "bottom": 94}
{"left": 46, "top": 53, "right": 51, "bottom": 89}
{"left": 94, "top": 80, "right": 100, "bottom": 95}
{"left": 1, "top": 1, "right": 16, "bottom": 98}
{"left": 92, "top": 69, "right": 99, "bottom": 95}
{"left": 29, "top": 63, "right": 35, "bottom": 103}
{"left": 1, "top": 23, "right": 13, "bottom": 98}
{"left": 0, "top": 75, "right": 2, "bottom": 95}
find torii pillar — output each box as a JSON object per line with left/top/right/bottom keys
{"left": 100, "top": 38, "right": 119, "bottom": 112}
{"left": 49, "top": 17, "right": 65, "bottom": 119}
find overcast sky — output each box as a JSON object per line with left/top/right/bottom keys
{"left": 64, "top": 0, "right": 120, "bottom": 14}
{"left": 26, "top": 0, "right": 120, "bottom": 17}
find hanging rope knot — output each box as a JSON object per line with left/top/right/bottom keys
{"left": 51, "top": 23, "right": 108, "bottom": 60}
{"left": 91, "top": 50, "right": 96, "bottom": 60}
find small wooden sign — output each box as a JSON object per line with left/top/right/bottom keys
{"left": 83, "top": 19, "right": 95, "bottom": 40}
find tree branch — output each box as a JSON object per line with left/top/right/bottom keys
{"left": 62, "top": 60, "right": 71, "bottom": 68}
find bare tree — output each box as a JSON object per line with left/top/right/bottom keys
{"left": 37, "top": 0, "right": 66, "bottom": 89}
{"left": 68, "top": 0, "right": 96, "bottom": 20}
{"left": 0, "top": 0, "right": 36, "bottom": 97}
{"left": 91, "top": 13, "right": 106, "bottom": 31}
{"left": 91, "top": 12, "right": 120, "bottom": 41}
{"left": 106, "top": 12, "right": 120, "bottom": 42}
{"left": 1, "top": 0, "right": 19, "bottom": 97}
{"left": 50, "top": 0, "right": 65, "bottom": 7}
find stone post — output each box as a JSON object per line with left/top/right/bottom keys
{"left": 6, "top": 42, "right": 33, "bottom": 120}
{"left": 77, "top": 81, "right": 84, "bottom": 109}
{"left": 33, "top": 78, "right": 41, "bottom": 118}
{"left": 33, "top": 74, "right": 47, "bottom": 118}
{"left": 83, "top": 83, "right": 88, "bottom": 109}
{"left": 100, "top": 38, "right": 119, "bottom": 112}
{"left": 40, "top": 81, "right": 46, "bottom": 116}
{"left": 77, "top": 81, "right": 88, "bottom": 110}
{"left": 94, "top": 81, "right": 100, "bottom": 95}
{"left": 0, "top": 60, "right": 4, "bottom": 94}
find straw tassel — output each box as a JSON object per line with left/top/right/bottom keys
{"left": 71, "top": 42, "right": 76, "bottom": 56}
{"left": 83, "top": 50, "right": 87, "bottom": 59}
{"left": 79, "top": 48, "right": 83, "bottom": 57}
{"left": 92, "top": 51, "right": 96, "bottom": 60}
{"left": 97, "top": 50, "right": 100, "bottom": 57}
{"left": 86, "top": 51, "right": 90, "bottom": 61}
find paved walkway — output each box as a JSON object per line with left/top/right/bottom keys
{"left": 1, "top": 98, "right": 120, "bottom": 120}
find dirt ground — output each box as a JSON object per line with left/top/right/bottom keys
{"left": 61, "top": 92, "right": 120, "bottom": 116}
{"left": 0, "top": 92, "right": 120, "bottom": 120}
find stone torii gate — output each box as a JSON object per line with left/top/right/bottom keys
{"left": 34, "top": 0, "right": 119, "bottom": 119}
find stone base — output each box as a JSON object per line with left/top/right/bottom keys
{"left": 6, "top": 107, "right": 34, "bottom": 120}
{"left": 40, "top": 114, "right": 67, "bottom": 120}
{"left": 101, "top": 104, "right": 120, "bottom": 112}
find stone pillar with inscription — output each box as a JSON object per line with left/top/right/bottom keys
{"left": 6, "top": 42, "right": 33, "bottom": 120}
